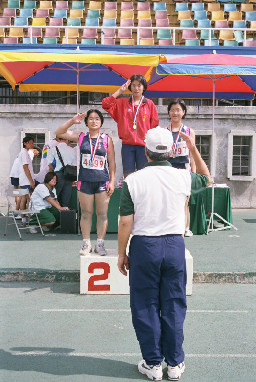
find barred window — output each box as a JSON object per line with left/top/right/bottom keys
{"left": 196, "top": 135, "right": 211, "bottom": 170}
{"left": 232, "top": 136, "right": 251, "bottom": 176}
{"left": 24, "top": 132, "right": 46, "bottom": 174}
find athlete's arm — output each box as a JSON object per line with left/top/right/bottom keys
{"left": 118, "top": 214, "right": 134, "bottom": 276}
{"left": 56, "top": 113, "right": 87, "bottom": 142}
{"left": 106, "top": 137, "right": 116, "bottom": 197}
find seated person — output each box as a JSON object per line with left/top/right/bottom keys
{"left": 29, "top": 172, "right": 69, "bottom": 233}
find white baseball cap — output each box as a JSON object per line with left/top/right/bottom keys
{"left": 145, "top": 126, "right": 173, "bottom": 154}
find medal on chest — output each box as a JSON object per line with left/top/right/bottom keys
{"left": 132, "top": 95, "right": 144, "bottom": 130}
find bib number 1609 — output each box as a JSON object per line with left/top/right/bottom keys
{"left": 88, "top": 262, "right": 110, "bottom": 291}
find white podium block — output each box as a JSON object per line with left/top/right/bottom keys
{"left": 80, "top": 249, "right": 193, "bottom": 295}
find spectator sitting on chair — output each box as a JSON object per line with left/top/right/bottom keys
{"left": 29, "top": 172, "right": 69, "bottom": 234}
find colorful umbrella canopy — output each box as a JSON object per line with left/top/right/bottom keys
{"left": 146, "top": 53, "right": 256, "bottom": 100}
{"left": 0, "top": 47, "right": 166, "bottom": 92}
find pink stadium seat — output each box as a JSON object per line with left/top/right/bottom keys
{"left": 156, "top": 18, "right": 169, "bottom": 27}
{"left": 182, "top": 29, "right": 198, "bottom": 40}
{"left": 101, "top": 37, "right": 115, "bottom": 45}
{"left": 35, "top": 9, "right": 50, "bottom": 18}
{"left": 3, "top": 8, "right": 16, "bottom": 18}
{"left": 55, "top": 1, "right": 68, "bottom": 10}
{"left": 137, "top": 2, "right": 150, "bottom": 11}
{"left": 44, "top": 27, "right": 60, "bottom": 38}
{"left": 4, "top": 37, "right": 19, "bottom": 43}
{"left": 102, "top": 28, "right": 116, "bottom": 38}
{"left": 139, "top": 28, "right": 153, "bottom": 39}
{"left": 25, "top": 28, "right": 43, "bottom": 38}
{"left": 104, "top": 2, "right": 117, "bottom": 11}
{"left": 158, "top": 39, "right": 173, "bottom": 45}
{"left": 117, "top": 28, "right": 132, "bottom": 39}
{"left": 120, "top": 18, "right": 134, "bottom": 27}
{"left": 0, "top": 17, "right": 11, "bottom": 26}
{"left": 243, "top": 40, "right": 256, "bottom": 46}
{"left": 121, "top": 2, "right": 134, "bottom": 11}
{"left": 215, "top": 20, "right": 229, "bottom": 28}
{"left": 155, "top": 11, "right": 168, "bottom": 20}
{"left": 49, "top": 17, "right": 63, "bottom": 26}
{"left": 138, "top": 19, "right": 152, "bottom": 27}
{"left": 81, "top": 28, "right": 98, "bottom": 39}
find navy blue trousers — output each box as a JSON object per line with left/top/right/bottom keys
{"left": 129, "top": 234, "right": 187, "bottom": 367}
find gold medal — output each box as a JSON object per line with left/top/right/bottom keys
{"left": 133, "top": 123, "right": 136, "bottom": 130}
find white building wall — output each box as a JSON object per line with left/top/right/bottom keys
{"left": 1, "top": 104, "right": 255, "bottom": 209}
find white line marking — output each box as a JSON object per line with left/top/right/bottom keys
{"left": 42, "top": 309, "right": 248, "bottom": 313}
{"left": 10, "top": 351, "right": 256, "bottom": 358}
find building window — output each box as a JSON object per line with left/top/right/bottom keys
{"left": 21, "top": 129, "right": 51, "bottom": 174}
{"left": 228, "top": 131, "right": 256, "bottom": 181}
{"left": 232, "top": 136, "right": 251, "bottom": 176}
{"left": 196, "top": 135, "right": 211, "bottom": 170}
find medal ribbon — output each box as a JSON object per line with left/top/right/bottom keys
{"left": 132, "top": 95, "right": 144, "bottom": 128}
{"left": 89, "top": 133, "right": 101, "bottom": 163}
{"left": 169, "top": 123, "right": 183, "bottom": 154}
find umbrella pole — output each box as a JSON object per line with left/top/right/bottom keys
{"left": 76, "top": 62, "right": 81, "bottom": 235}
{"left": 207, "top": 77, "right": 237, "bottom": 234}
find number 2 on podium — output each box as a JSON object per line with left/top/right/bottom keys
{"left": 88, "top": 262, "right": 110, "bottom": 291}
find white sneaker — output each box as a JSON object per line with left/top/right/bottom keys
{"left": 42, "top": 226, "right": 51, "bottom": 232}
{"left": 184, "top": 229, "right": 193, "bottom": 237}
{"left": 94, "top": 241, "right": 107, "bottom": 256}
{"left": 79, "top": 242, "right": 92, "bottom": 256}
{"left": 138, "top": 360, "right": 163, "bottom": 381}
{"left": 167, "top": 362, "right": 185, "bottom": 381}
{"left": 29, "top": 225, "right": 37, "bottom": 234}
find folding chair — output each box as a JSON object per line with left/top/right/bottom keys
{"left": 4, "top": 189, "right": 44, "bottom": 240}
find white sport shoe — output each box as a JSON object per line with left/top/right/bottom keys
{"left": 94, "top": 241, "right": 107, "bottom": 256}
{"left": 167, "top": 362, "right": 185, "bottom": 381}
{"left": 138, "top": 360, "right": 163, "bottom": 381}
{"left": 184, "top": 229, "right": 193, "bottom": 237}
{"left": 29, "top": 225, "right": 37, "bottom": 234}
{"left": 79, "top": 242, "right": 92, "bottom": 256}
{"left": 42, "top": 225, "right": 51, "bottom": 232}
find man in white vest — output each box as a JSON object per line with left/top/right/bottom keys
{"left": 118, "top": 127, "right": 211, "bottom": 381}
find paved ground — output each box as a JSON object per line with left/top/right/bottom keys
{"left": 0, "top": 210, "right": 255, "bottom": 281}
{"left": 1, "top": 282, "right": 256, "bottom": 382}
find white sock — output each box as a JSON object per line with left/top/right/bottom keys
{"left": 83, "top": 238, "right": 91, "bottom": 244}
{"left": 97, "top": 238, "right": 104, "bottom": 244}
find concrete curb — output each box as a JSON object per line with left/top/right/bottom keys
{"left": 0, "top": 270, "right": 256, "bottom": 284}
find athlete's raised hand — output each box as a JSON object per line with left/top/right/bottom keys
{"left": 72, "top": 113, "right": 87, "bottom": 125}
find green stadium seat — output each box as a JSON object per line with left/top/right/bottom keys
{"left": 19, "top": 9, "right": 33, "bottom": 18}
{"left": 157, "top": 29, "right": 172, "bottom": 40}
{"left": 81, "top": 38, "right": 96, "bottom": 44}
{"left": 67, "top": 18, "right": 81, "bottom": 26}
{"left": 185, "top": 40, "right": 200, "bottom": 46}
{"left": 43, "top": 37, "right": 58, "bottom": 44}
{"left": 71, "top": 1, "right": 85, "bottom": 11}
{"left": 7, "top": 0, "right": 20, "bottom": 9}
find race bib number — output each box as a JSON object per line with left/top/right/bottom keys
{"left": 172, "top": 141, "right": 189, "bottom": 158}
{"left": 82, "top": 154, "right": 105, "bottom": 170}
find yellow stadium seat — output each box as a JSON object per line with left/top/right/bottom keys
{"left": 120, "top": 38, "right": 135, "bottom": 45}
{"left": 64, "top": 28, "right": 80, "bottom": 38}
{"left": 104, "top": 10, "right": 117, "bottom": 19}
{"left": 88, "top": 1, "right": 101, "bottom": 11}
{"left": 219, "top": 29, "right": 235, "bottom": 41}
{"left": 9, "top": 27, "right": 24, "bottom": 37}
{"left": 241, "top": 4, "right": 254, "bottom": 12}
{"left": 120, "top": 10, "right": 134, "bottom": 19}
{"left": 137, "top": 10, "right": 151, "bottom": 20}
{"left": 0, "top": 28, "right": 5, "bottom": 37}
{"left": 207, "top": 3, "right": 221, "bottom": 13}
{"left": 139, "top": 38, "right": 154, "bottom": 45}
{"left": 178, "top": 11, "right": 192, "bottom": 21}
{"left": 250, "top": 20, "right": 256, "bottom": 28}
{"left": 32, "top": 18, "right": 46, "bottom": 26}
{"left": 69, "top": 9, "right": 84, "bottom": 19}
{"left": 39, "top": 1, "right": 53, "bottom": 10}
{"left": 211, "top": 11, "right": 225, "bottom": 22}
{"left": 62, "top": 37, "right": 78, "bottom": 44}
{"left": 228, "top": 11, "right": 242, "bottom": 22}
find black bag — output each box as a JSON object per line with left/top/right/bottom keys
{"left": 56, "top": 147, "right": 77, "bottom": 181}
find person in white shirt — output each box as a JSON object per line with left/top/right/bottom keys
{"left": 18, "top": 136, "right": 35, "bottom": 224}
{"left": 29, "top": 172, "right": 69, "bottom": 233}
{"left": 34, "top": 137, "right": 60, "bottom": 184}
{"left": 47, "top": 137, "right": 75, "bottom": 208}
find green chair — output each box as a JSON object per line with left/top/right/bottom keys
{"left": 7, "top": 0, "right": 20, "bottom": 9}
{"left": 14, "top": 17, "right": 28, "bottom": 26}
{"left": 102, "top": 18, "right": 116, "bottom": 27}
{"left": 200, "top": 30, "right": 216, "bottom": 40}
{"left": 71, "top": 1, "right": 85, "bottom": 11}
{"left": 153, "top": 2, "right": 167, "bottom": 11}
{"left": 81, "top": 38, "right": 96, "bottom": 44}
{"left": 185, "top": 40, "right": 200, "bottom": 46}
{"left": 204, "top": 39, "right": 219, "bottom": 46}
{"left": 180, "top": 20, "right": 193, "bottom": 28}
{"left": 43, "top": 37, "right": 58, "bottom": 44}
{"left": 223, "top": 40, "right": 238, "bottom": 46}
{"left": 23, "top": 0, "right": 36, "bottom": 10}
{"left": 86, "top": 9, "right": 100, "bottom": 19}
{"left": 157, "top": 29, "right": 172, "bottom": 40}
{"left": 234, "top": 30, "right": 244, "bottom": 43}
{"left": 53, "top": 9, "right": 67, "bottom": 18}
{"left": 23, "top": 37, "right": 37, "bottom": 43}
{"left": 85, "top": 18, "right": 99, "bottom": 27}
{"left": 67, "top": 18, "right": 81, "bottom": 26}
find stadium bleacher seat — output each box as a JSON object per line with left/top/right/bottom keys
{"left": 241, "top": 4, "right": 254, "bottom": 12}
{"left": 38, "top": 1, "right": 53, "bottom": 11}
{"left": 25, "top": 26, "right": 43, "bottom": 38}
{"left": 88, "top": 1, "right": 101, "bottom": 11}
{"left": 105, "top": 9, "right": 118, "bottom": 19}
{"left": 19, "top": 9, "right": 33, "bottom": 18}
{"left": 35, "top": 9, "right": 50, "bottom": 18}
{"left": 245, "top": 11, "right": 256, "bottom": 22}
{"left": 194, "top": 11, "right": 208, "bottom": 21}
{"left": 155, "top": 10, "right": 168, "bottom": 20}
{"left": 7, "top": 0, "right": 20, "bottom": 9}
{"left": 104, "top": 2, "right": 117, "bottom": 11}
{"left": 55, "top": 1, "right": 68, "bottom": 10}
{"left": 207, "top": 3, "right": 221, "bottom": 12}
{"left": 175, "top": 3, "right": 189, "bottom": 12}
{"left": 3, "top": 8, "right": 16, "bottom": 18}
{"left": 9, "top": 27, "right": 24, "bottom": 38}
{"left": 182, "top": 29, "right": 198, "bottom": 40}
{"left": 139, "top": 27, "right": 153, "bottom": 40}
{"left": 180, "top": 19, "right": 194, "bottom": 28}
{"left": 70, "top": 10, "right": 84, "bottom": 19}
{"left": 228, "top": 11, "right": 243, "bottom": 22}
{"left": 81, "top": 38, "right": 96, "bottom": 44}
{"left": 139, "top": 38, "right": 154, "bottom": 45}
{"left": 198, "top": 19, "right": 211, "bottom": 28}
{"left": 23, "top": 0, "right": 36, "bottom": 10}
{"left": 219, "top": 29, "right": 235, "bottom": 41}
{"left": 85, "top": 18, "right": 99, "bottom": 27}
{"left": 120, "top": 38, "right": 135, "bottom": 45}
{"left": 211, "top": 11, "right": 226, "bottom": 22}
{"left": 53, "top": 10, "right": 67, "bottom": 19}
{"left": 223, "top": 40, "right": 238, "bottom": 46}
{"left": 86, "top": 9, "right": 100, "bottom": 19}
{"left": 49, "top": 17, "right": 63, "bottom": 26}
{"left": 153, "top": 2, "right": 167, "bottom": 11}
{"left": 32, "top": 17, "right": 46, "bottom": 26}
{"left": 23, "top": 37, "right": 38, "bottom": 43}
{"left": 67, "top": 18, "right": 81, "bottom": 26}
{"left": 178, "top": 11, "right": 192, "bottom": 21}
{"left": 102, "top": 37, "right": 116, "bottom": 45}
{"left": 215, "top": 20, "right": 229, "bottom": 28}
{"left": 156, "top": 18, "right": 169, "bottom": 27}
{"left": 14, "top": 17, "right": 28, "bottom": 26}
{"left": 0, "top": 17, "right": 11, "bottom": 26}
{"left": 204, "top": 39, "right": 219, "bottom": 46}
{"left": 43, "top": 37, "right": 58, "bottom": 44}
{"left": 44, "top": 26, "right": 60, "bottom": 38}
{"left": 158, "top": 39, "right": 173, "bottom": 45}
{"left": 103, "top": 18, "right": 117, "bottom": 27}
{"left": 191, "top": 3, "right": 205, "bottom": 12}
{"left": 137, "top": 2, "right": 150, "bottom": 11}
{"left": 4, "top": 37, "right": 19, "bottom": 43}
{"left": 82, "top": 28, "right": 98, "bottom": 39}
{"left": 61, "top": 37, "right": 78, "bottom": 44}
{"left": 233, "top": 20, "right": 247, "bottom": 28}
{"left": 121, "top": 2, "right": 134, "bottom": 11}
{"left": 200, "top": 29, "right": 216, "bottom": 40}
{"left": 138, "top": 18, "right": 152, "bottom": 27}
{"left": 117, "top": 28, "right": 132, "bottom": 39}
{"left": 185, "top": 39, "right": 200, "bottom": 45}
{"left": 157, "top": 29, "right": 172, "bottom": 40}
{"left": 120, "top": 18, "right": 134, "bottom": 27}
{"left": 224, "top": 4, "right": 237, "bottom": 13}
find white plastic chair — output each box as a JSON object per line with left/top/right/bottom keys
{"left": 4, "top": 188, "right": 44, "bottom": 240}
